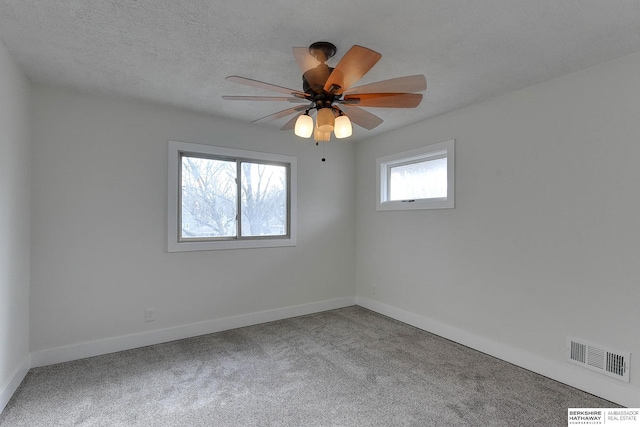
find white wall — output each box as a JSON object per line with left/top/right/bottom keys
{"left": 30, "top": 85, "right": 356, "bottom": 354}
{"left": 0, "top": 41, "right": 31, "bottom": 407}
{"left": 355, "top": 51, "right": 640, "bottom": 405}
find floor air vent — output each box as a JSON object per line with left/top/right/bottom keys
{"left": 567, "top": 337, "right": 630, "bottom": 382}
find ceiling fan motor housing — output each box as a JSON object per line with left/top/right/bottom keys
{"left": 302, "top": 67, "right": 334, "bottom": 95}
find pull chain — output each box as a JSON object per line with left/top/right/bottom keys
{"left": 315, "top": 141, "right": 327, "bottom": 162}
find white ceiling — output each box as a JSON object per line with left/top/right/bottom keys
{"left": 1, "top": 1, "right": 640, "bottom": 141}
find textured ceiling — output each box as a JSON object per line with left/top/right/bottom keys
{"left": 1, "top": 1, "right": 640, "bottom": 141}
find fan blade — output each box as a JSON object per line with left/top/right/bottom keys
{"left": 344, "top": 74, "right": 426, "bottom": 95}
{"left": 252, "top": 106, "right": 307, "bottom": 124}
{"left": 281, "top": 113, "right": 302, "bottom": 131}
{"left": 226, "top": 76, "right": 306, "bottom": 97}
{"left": 292, "top": 47, "right": 320, "bottom": 73}
{"left": 324, "top": 45, "right": 381, "bottom": 95}
{"left": 343, "top": 93, "right": 423, "bottom": 108}
{"left": 222, "top": 96, "right": 308, "bottom": 103}
{"left": 341, "top": 106, "right": 384, "bottom": 130}
{"left": 293, "top": 47, "right": 331, "bottom": 93}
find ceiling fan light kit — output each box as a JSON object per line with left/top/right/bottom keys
{"left": 294, "top": 112, "right": 314, "bottom": 138}
{"left": 315, "top": 107, "right": 335, "bottom": 132}
{"left": 334, "top": 114, "right": 353, "bottom": 139}
{"left": 313, "top": 127, "right": 331, "bottom": 142}
{"left": 224, "top": 41, "right": 426, "bottom": 143}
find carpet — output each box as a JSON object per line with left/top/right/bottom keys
{"left": 0, "top": 306, "right": 617, "bottom": 426}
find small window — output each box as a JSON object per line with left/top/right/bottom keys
{"left": 377, "top": 139, "right": 455, "bottom": 211}
{"left": 168, "top": 141, "right": 297, "bottom": 251}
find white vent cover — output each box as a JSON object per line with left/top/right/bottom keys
{"left": 567, "top": 337, "right": 630, "bottom": 383}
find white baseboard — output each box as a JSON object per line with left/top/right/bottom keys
{"left": 31, "top": 296, "right": 356, "bottom": 368}
{"left": 356, "top": 296, "right": 640, "bottom": 408}
{"left": 0, "top": 353, "right": 31, "bottom": 414}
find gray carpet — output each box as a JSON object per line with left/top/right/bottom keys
{"left": 1, "top": 306, "right": 617, "bottom": 426}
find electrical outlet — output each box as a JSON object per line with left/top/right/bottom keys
{"left": 144, "top": 307, "right": 155, "bottom": 322}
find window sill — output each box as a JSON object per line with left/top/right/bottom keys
{"left": 376, "top": 197, "right": 454, "bottom": 211}
{"left": 168, "top": 236, "right": 297, "bottom": 252}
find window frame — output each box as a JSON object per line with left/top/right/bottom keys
{"left": 168, "top": 141, "right": 297, "bottom": 252}
{"left": 376, "top": 139, "right": 455, "bottom": 211}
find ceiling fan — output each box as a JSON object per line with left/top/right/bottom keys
{"left": 223, "top": 42, "right": 426, "bottom": 142}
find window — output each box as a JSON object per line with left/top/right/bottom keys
{"left": 377, "top": 139, "right": 455, "bottom": 211}
{"left": 168, "top": 141, "right": 297, "bottom": 251}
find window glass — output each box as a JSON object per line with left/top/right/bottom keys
{"left": 181, "top": 156, "right": 237, "bottom": 239}
{"left": 240, "top": 162, "right": 287, "bottom": 237}
{"left": 389, "top": 157, "right": 447, "bottom": 201}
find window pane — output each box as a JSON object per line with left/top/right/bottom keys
{"left": 240, "top": 162, "right": 287, "bottom": 237}
{"left": 181, "top": 156, "right": 237, "bottom": 239}
{"left": 389, "top": 157, "right": 447, "bottom": 201}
